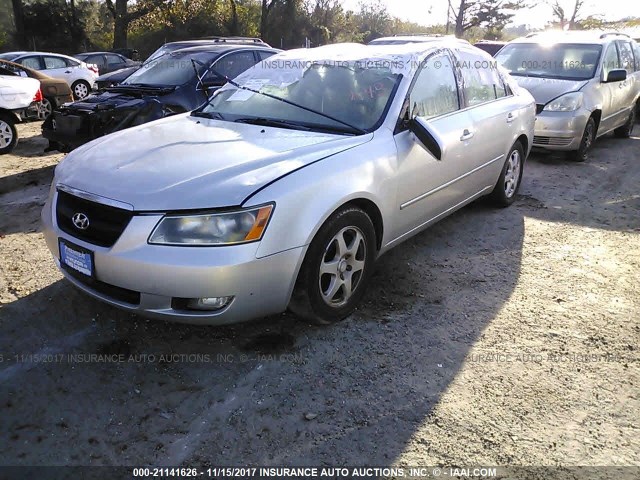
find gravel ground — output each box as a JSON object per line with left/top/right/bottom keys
{"left": 0, "top": 122, "right": 638, "bottom": 469}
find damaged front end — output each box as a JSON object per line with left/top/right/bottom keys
{"left": 42, "top": 92, "right": 173, "bottom": 152}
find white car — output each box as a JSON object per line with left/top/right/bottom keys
{"left": 0, "top": 74, "right": 41, "bottom": 154}
{"left": 0, "top": 52, "right": 98, "bottom": 99}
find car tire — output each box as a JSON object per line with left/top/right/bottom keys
{"left": 289, "top": 206, "right": 376, "bottom": 325}
{"left": 614, "top": 108, "right": 636, "bottom": 138}
{"left": 41, "top": 97, "right": 54, "bottom": 119}
{"left": 71, "top": 80, "right": 90, "bottom": 100}
{"left": 0, "top": 112, "right": 18, "bottom": 155}
{"left": 490, "top": 141, "right": 524, "bottom": 207}
{"left": 567, "top": 117, "right": 596, "bottom": 162}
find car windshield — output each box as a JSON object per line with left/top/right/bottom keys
{"left": 199, "top": 60, "right": 401, "bottom": 133}
{"left": 122, "top": 53, "right": 206, "bottom": 86}
{"left": 496, "top": 43, "right": 602, "bottom": 80}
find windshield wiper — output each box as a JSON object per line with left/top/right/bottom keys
{"left": 192, "top": 110, "right": 225, "bottom": 120}
{"left": 202, "top": 69, "right": 367, "bottom": 135}
{"left": 234, "top": 117, "right": 312, "bottom": 131}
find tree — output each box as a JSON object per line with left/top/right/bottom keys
{"left": 11, "top": 0, "right": 26, "bottom": 48}
{"left": 105, "top": 0, "right": 168, "bottom": 48}
{"left": 450, "top": 0, "right": 525, "bottom": 38}
{"left": 549, "top": 0, "right": 584, "bottom": 30}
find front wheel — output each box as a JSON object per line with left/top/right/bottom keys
{"left": 71, "top": 80, "right": 90, "bottom": 100}
{"left": 0, "top": 112, "right": 18, "bottom": 155}
{"left": 289, "top": 206, "right": 376, "bottom": 325}
{"left": 567, "top": 117, "right": 596, "bottom": 162}
{"left": 490, "top": 141, "right": 524, "bottom": 207}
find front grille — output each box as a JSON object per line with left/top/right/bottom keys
{"left": 536, "top": 104, "right": 545, "bottom": 114}
{"left": 63, "top": 264, "right": 141, "bottom": 305}
{"left": 533, "top": 136, "right": 573, "bottom": 146}
{"left": 56, "top": 191, "right": 133, "bottom": 247}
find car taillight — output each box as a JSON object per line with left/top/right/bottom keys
{"left": 88, "top": 63, "right": 99, "bottom": 75}
{"left": 33, "top": 88, "right": 43, "bottom": 102}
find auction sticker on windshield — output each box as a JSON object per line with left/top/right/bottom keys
{"left": 59, "top": 239, "right": 94, "bottom": 277}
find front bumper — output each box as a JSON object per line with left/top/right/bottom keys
{"left": 532, "top": 109, "right": 591, "bottom": 151}
{"left": 41, "top": 192, "right": 305, "bottom": 325}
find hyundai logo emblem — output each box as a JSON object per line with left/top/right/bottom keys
{"left": 72, "top": 212, "right": 90, "bottom": 230}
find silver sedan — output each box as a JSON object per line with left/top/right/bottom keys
{"left": 42, "top": 42, "right": 535, "bottom": 325}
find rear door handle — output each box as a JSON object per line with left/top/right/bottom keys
{"left": 460, "top": 129, "right": 474, "bottom": 141}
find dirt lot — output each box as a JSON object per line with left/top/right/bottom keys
{"left": 0, "top": 122, "right": 638, "bottom": 470}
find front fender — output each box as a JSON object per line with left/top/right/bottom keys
{"left": 246, "top": 131, "right": 399, "bottom": 259}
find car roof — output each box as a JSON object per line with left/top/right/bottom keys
{"left": 4, "top": 51, "right": 80, "bottom": 60}
{"left": 369, "top": 34, "right": 469, "bottom": 45}
{"left": 510, "top": 31, "right": 635, "bottom": 45}
{"left": 76, "top": 52, "right": 124, "bottom": 56}
{"left": 168, "top": 44, "right": 280, "bottom": 55}
{"left": 269, "top": 42, "right": 488, "bottom": 78}
{"left": 165, "top": 37, "right": 269, "bottom": 47}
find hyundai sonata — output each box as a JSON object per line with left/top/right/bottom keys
{"left": 42, "top": 42, "right": 535, "bottom": 325}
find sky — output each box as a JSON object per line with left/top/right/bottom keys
{"left": 340, "top": 0, "right": 640, "bottom": 29}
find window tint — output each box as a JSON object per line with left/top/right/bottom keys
{"left": 20, "top": 56, "right": 42, "bottom": 70}
{"left": 458, "top": 50, "right": 505, "bottom": 106}
{"left": 409, "top": 53, "right": 459, "bottom": 119}
{"left": 106, "top": 54, "right": 125, "bottom": 65}
{"left": 257, "top": 51, "right": 276, "bottom": 62}
{"left": 44, "top": 56, "right": 67, "bottom": 69}
{"left": 214, "top": 51, "right": 257, "bottom": 80}
{"left": 86, "top": 54, "right": 105, "bottom": 67}
{"left": 617, "top": 41, "right": 635, "bottom": 74}
{"left": 602, "top": 44, "right": 620, "bottom": 78}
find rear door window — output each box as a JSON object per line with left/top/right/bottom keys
{"left": 457, "top": 49, "right": 505, "bottom": 106}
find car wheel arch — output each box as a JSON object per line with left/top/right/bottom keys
{"left": 590, "top": 110, "right": 602, "bottom": 135}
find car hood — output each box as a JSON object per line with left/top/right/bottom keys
{"left": 0, "top": 75, "right": 40, "bottom": 109}
{"left": 64, "top": 87, "right": 175, "bottom": 110}
{"left": 55, "top": 114, "right": 372, "bottom": 211}
{"left": 511, "top": 76, "right": 589, "bottom": 105}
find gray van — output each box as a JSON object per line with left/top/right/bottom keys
{"left": 496, "top": 31, "right": 640, "bottom": 161}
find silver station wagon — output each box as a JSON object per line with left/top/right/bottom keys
{"left": 42, "top": 42, "right": 535, "bottom": 325}
{"left": 496, "top": 31, "right": 640, "bottom": 161}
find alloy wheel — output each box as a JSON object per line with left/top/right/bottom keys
{"left": 0, "top": 120, "right": 13, "bottom": 149}
{"left": 319, "top": 226, "right": 367, "bottom": 308}
{"left": 504, "top": 149, "right": 521, "bottom": 198}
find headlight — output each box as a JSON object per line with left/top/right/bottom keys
{"left": 148, "top": 204, "right": 273, "bottom": 246}
{"left": 543, "top": 92, "right": 584, "bottom": 112}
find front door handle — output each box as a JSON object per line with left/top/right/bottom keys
{"left": 460, "top": 129, "right": 474, "bottom": 141}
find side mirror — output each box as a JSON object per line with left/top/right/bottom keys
{"left": 407, "top": 117, "right": 444, "bottom": 160}
{"left": 603, "top": 69, "right": 627, "bottom": 83}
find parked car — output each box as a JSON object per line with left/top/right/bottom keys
{"left": 74, "top": 52, "right": 140, "bottom": 76}
{"left": 0, "top": 74, "right": 42, "bottom": 154}
{"left": 96, "top": 37, "right": 270, "bottom": 89}
{"left": 43, "top": 44, "right": 280, "bottom": 151}
{"left": 42, "top": 42, "right": 535, "bottom": 325}
{"left": 473, "top": 40, "right": 507, "bottom": 56}
{"left": 0, "top": 59, "right": 73, "bottom": 118}
{"left": 496, "top": 31, "right": 640, "bottom": 161}
{"left": 111, "top": 48, "right": 139, "bottom": 61}
{"left": 0, "top": 51, "right": 98, "bottom": 100}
